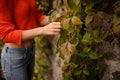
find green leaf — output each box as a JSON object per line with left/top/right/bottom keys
{"left": 92, "top": 30, "right": 102, "bottom": 43}
{"left": 79, "top": 51, "right": 88, "bottom": 58}
{"left": 67, "top": 0, "right": 77, "bottom": 13}
{"left": 50, "top": 11, "right": 57, "bottom": 22}
{"left": 85, "top": 1, "right": 94, "bottom": 12}
{"left": 74, "top": 68, "right": 82, "bottom": 76}
{"left": 89, "top": 51, "right": 98, "bottom": 60}
{"left": 85, "top": 12, "right": 95, "bottom": 25}
{"left": 113, "top": 14, "right": 120, "bottom": 26}
{"left": 59, "top": 51, "right": 64, "bottom": 59}
{"left": 70, "top": 63, "right": 78, "bottom": 68}
{"left": 50, "top": 11, "right": 57, "bottom": 18}
{"left": 87, "top": 65, "right": 97, "bottom": 77}
{"left": 83, "top": 69, "right": 90, "bottom": 76}
{"left": 81, "top": 32, "right": 92, "bottom": 45}
{"left": 74, "top": 0, "right": 80, "bottom": 6}
{"left": 93, "top": 30, "right": 99, "bottom": 38}
{"left": 83, "top": 46, "right": 91, "bottom": 52}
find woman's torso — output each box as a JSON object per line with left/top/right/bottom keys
{"left": 7, "top": 0, "right": 38, "bottom": 48}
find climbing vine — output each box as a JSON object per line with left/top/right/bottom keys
{"left": 50, "top": 0, "right": 120, "bottom": 80}
{"left": 34, "top": 1, "right": 53, "bottom": 80}
{"left": 34, "top": 36, "right": 52, "bottom": 80}
{"left": 35, "top": 0, "right": 120, "bottom": 80}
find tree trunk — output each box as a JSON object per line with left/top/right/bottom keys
{"left": 48, "top": 36, "right": 63, "bottom": 80}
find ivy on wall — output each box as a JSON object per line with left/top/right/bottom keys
{"left": 35, "top": 0, "right": 120, "bottom": 80}
{"left": 34, "top": 0, "right": 54, "bottom": 80}
{"left": 50, "top": 0, "right": 120, "bottom": 80}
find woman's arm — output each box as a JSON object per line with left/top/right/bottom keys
{"left": 0, "top": 0, "right": 23, "bottom": 45}
{"left": 39, "top": 16, "right": 49, "bottom": 26}
{"left": 22, "top": 22, "right": 61, "bottom": 41}
{"left": 0, "top": 0, "right": 61, "bottom": 46}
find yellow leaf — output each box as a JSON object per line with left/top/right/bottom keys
{"left": 113, "top": 24, "right": 120, "bottom": 34}
{"left": 60, "top": 42, "right": 76, "bottom": 63}
{"left": 61, "top": 18, "right": 71, "bottom": 29}
{"left": 60, "top": 42, "right": 68, "bottom": 57}
{"left": 67, "top": 42, "right": 76, "bottom": 54}
{"left": 71, "top": 16, "right": 83, "bottom": 25}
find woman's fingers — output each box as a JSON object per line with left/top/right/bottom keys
{"left": 52, "top": 28, "right": 61, "bottom": 32}
{"left": 41, "top": 22, "right": 62, "bottom": 35}
{"left": 51, "top": 22, "right": 61, "bottom": 28}
{"left": 47, "top": 29, "right": 61, "bottom": 35}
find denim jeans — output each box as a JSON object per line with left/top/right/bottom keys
{"left": 1, "top": 44, "right": 35, "bottom": 80}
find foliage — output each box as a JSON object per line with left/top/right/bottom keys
{"left": 34, "top": 37, "right": 51, "bottom": 80}
{"left": 50, "top": 0, "right": 120, "bottom": 80}
{"left": 36, "top": 0, "right": 53, "bottom": 15}
{"left": 35, "top": 0, "right": 120, "bottom": 80}
{"left": 34, "top": 1, "right": 54, "bottom": 80}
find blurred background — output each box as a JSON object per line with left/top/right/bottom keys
{"left": 1, "top": 0, "right": 120, "bottom": 80}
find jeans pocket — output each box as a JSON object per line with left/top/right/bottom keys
{"left": 1, "top": 59, "right": 6, "bottom": 72}
{"left": 1, "top": 59, "right": 11, "bottom": 80}
{"left": 8, "top": 49, "right": 27, "bottom": 68}
{"left": 1, "top": 58, "right": 11, "bottom": 73}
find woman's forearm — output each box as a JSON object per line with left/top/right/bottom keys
{"left": 22, "top": 22, "right": 61, "bottom": 41}
{"left": 22, "top": 27, "right": 41, "bottom": 41}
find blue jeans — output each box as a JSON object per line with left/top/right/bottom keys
{"left": 1, "top": 44, "right": 35, "bottom": 80}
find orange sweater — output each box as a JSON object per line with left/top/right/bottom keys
{"left": 0, "top": 0, "right": 45, "bottom": 45}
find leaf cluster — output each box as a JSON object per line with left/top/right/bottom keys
{"left": 52, "top": 0, "right": 119, "bottom": 80}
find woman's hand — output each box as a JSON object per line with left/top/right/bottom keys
{"left": 40, "top": 22, "right": 61, "bottom": 35}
